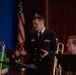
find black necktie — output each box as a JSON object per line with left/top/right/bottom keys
{"left": 39, "top": 31, "right": 42, "bottom": 39}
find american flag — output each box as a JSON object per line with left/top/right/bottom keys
{"left": 17, "top": 0, "right": 25, "bottom": 49}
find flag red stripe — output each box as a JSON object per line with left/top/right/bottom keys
{"left": 18, "top": 27, "right": 24, "bottom": 41}
{"left": 18, "top": 14, "right": 25, "bottom": 42}
{"left": 20, "top": 14, "right": 25, "bottom": 27}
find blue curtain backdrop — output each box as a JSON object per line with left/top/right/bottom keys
{"left": 0, "top": 0, "right": 16, "bottom": 51}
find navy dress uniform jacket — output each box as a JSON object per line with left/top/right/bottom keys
{"left": 26, "top": 29, "right": 57, "bottom": 73}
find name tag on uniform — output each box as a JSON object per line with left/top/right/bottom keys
{"left": 44, "top": 39, "right": 50, "bottom": 42}
{"left": 31, "top": 39, "right": 35, "bottom": 42}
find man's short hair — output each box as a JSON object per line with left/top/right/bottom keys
{"left": 33, "top": 14, "right": 44, "bottom": 21}
{"left": 69, "top": 36, "right": 76, "bottom": 44}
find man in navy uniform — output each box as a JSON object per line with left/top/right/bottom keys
{"left": 21, "top": 14, "right": 58, "bottom": 75}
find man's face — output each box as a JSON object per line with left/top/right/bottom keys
{"left": 32, "top": 19, "right": 43, "bottom": 31}
{"left": 67, "top": 38, "right": 76, "bottom": 54}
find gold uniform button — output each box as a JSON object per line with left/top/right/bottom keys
{"left": 34, "top": 53, "right": 36, "bottom": 55}
{"left": 40, "top": 59, "right": 42, "bottom": 61}
{"left": 35, "top": 48, "right": 37, "bottom": 50}
{"left": 34, "top": 58, "right": 36, "bottom": 61}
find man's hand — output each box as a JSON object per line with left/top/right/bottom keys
{"left": 20, "top": 47, "right": 28, "bottom": 56}
{"left": 40, "top": 49, "right": 49, "bottom": 58}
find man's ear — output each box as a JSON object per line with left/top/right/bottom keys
{"left": 74, "top": 44, "right": 76, "bottom": 47}
{"left": 41, "top": 21, "right": 44, "bottom": 25}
